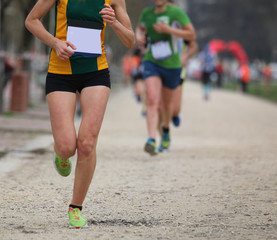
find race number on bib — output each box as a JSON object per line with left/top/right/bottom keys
{"left": 151, "top": 41, "right": 172, "bottom": 60}
{"left": 67, "top": 20, "right": 104, "bottom": 57}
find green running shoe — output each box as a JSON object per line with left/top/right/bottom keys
{"left": 144, "top": 138, "right": 158, "bottom": 156}
{"left": 158, "top": 144, "right": 169, "bottom": 153}
{"left": 53, "top": 153, "right": 71, "bottom": 177}
{"left": 68, "top": 207, "right": 88, "bottom": 229}
{"left": 161, "top": 128, "right": 170, "bottom": 150}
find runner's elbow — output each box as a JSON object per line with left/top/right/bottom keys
{"left": 25, "top": 16, "right": 35, "bottom": 33}
{"left": 25, "top": 17, "right": 31, "bottom": 31}
{"left": 126, "top": 34, "right": 136, "bottom": 49}
{"left": 190, "top": 32, "right": 197, "bottom": 41}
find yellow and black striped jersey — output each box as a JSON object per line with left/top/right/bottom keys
{"left": 48, "top": 0, "right": 110, "bottom": 74}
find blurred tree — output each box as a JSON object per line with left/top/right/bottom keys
{"left": 188, "top": 0, "right": 277, "bottom": 62}
{"left": 0, "top": 0, "right": 40, "bottom": 113}
{"left": 1, "top": 0, "right": 277, "bottom": 65}
{"left": 1, "top": 0, "right": 276, "bottom": 113}
{"left": 1, "top": 0, "right": 37, "bottom": 52}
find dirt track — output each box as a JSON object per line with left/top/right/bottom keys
{"left": 1, "top": 82, "right": 277, "bottom": 240}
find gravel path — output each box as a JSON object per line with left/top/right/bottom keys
{"left": 1, "top": 82, "right": 277, "bottom": 240}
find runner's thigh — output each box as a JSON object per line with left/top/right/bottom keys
{"left": 78, "top": 86, "right": 110, "bottom": 139}
{"left": 46, "top": 91, "right": 77, "bottom": 144}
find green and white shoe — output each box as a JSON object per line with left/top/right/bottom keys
{"left": 53, "top": 153, "right": 71, "bottom": 177}
{"left": 68, "top": 207, "right": 88, "bottom": 229}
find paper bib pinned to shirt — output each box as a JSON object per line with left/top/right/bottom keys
{"left": 66, "top": 20, "right": 104, "bottom": 58}
{"left": 151, "top": 41, "right": 172, "bottom": 60}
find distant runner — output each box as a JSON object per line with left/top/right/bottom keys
{"left": 136, "top": 0, "right": 196, "bottom": 155}
{"left": 168, "top": 0, "right": 198, "bottom": 127}
{"left": 171, "top": 39, "right": 198, "bottom": 127}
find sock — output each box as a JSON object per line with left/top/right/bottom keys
{"left": 163, "top": 127, "right": 169, "bottom": 133}
{"left": 148, "top": 138, "right": 155, "bottom": 143}
{"left": 173, "top": 115, "right": 178, "bottom": 120}
{"left": 69, "top": 204, "right": 82, "bottom": 211}
{"left": 136, "top": 95, "right": 142, "bottom": 102}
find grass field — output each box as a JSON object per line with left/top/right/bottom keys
{"left": 224, "top": 81, "right": 277, "bottom": 104}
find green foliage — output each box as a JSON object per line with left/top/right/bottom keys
{"left": 3, "top": 112, "right": 16, "bottom": 117}
{"left": 0, "top": 151, "right": 7, "bottom": 159}
{"left": 249, "top": 82, "right": 277, "bottom": 103}
{"left": 188, "top": 0, "right": 277, "bottom": 61}
{"left": 224, "top": 81, "right": 277, "bottom": 104}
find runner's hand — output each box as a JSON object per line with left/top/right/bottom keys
{"left": 136, "top": 33, "right": 146, "bottom": 46}
{"left": 153, "top": 22, "right": 171, "bottom": 34}
{"left": 54, "top": 39, "right": 76, "bottom": 61}
{"left": 100, "top": 4, "right": 116, "bottom": 26}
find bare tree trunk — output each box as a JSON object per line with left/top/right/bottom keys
{"left": 0, "top": 60, "right": 4, "bottom": 114}
{"left": 0, "top": 0, "right": 2, "bottom": 48}
{"left": 0, "top": 0, "right": 4, "bottom": 113}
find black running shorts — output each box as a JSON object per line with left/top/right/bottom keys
{"left": 45, "top": 68, "right": 110, "bottom": 95}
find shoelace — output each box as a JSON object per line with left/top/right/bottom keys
{"left": 71, "top": 208, "right": 80, "bottom": 220}
{"left": 60, "top": 158, "right": 69, "bottom": 168}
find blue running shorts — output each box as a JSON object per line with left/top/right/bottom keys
{"left": 142, "top": 61, "right": 182, "bottom": 89}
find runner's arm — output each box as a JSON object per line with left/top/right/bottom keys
{"left": 182, "top": 41, "right": 198, "bottom": 66}
{"left": 135, "top": 25, "right": 147, "bottom": 47}
{"left": 25, "top": 0, "right": 76, "bottom": 61}
{"left": 153, "top": 22, "right": 196, "bottom": 41}
{"left": 102, "top": 0, "right": 135, "bottom": 48}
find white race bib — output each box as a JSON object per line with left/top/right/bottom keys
{"left": 151, "top": 41, "right": 172, "bottom": 60}
{"left": 67, "top": 20, "right": 103, "bottom": 57}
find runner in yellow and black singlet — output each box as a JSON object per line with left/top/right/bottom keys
{"left": 26, "top": 0, "right": 134, "bottom": 228}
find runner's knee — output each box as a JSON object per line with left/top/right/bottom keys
{"left": 77, "top": 136, "right": 98, "bottom": 158}
{"left": 147, "top": 95, "right": 159, "bottom": 108}
{"left": 55, "top": 138, "right": 76, "bottom": 158}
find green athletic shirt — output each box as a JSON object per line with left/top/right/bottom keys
{"left": 138, "top": 5, "right": 190, "bottom": 69}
